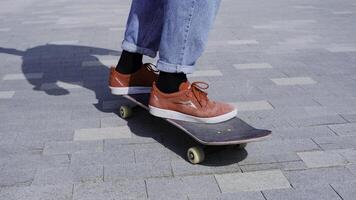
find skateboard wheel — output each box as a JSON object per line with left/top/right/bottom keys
{"left": 187, "top": 146, "right": 205, "bottom": 164}
{"left": 236, "top": 143, "right": 247, "bottom": 149}
{"left": 119, "top": 106, "right": 132, "bottom": 119}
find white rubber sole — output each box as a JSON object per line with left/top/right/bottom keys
{"left": 149, "top": 105, "right": 237, "bottom": 124}
{"left": 110, "top": 86, "right": 151, "bottom": 95}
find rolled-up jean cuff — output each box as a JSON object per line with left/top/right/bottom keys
{"left": 121, "top": 40, "right": 157, "bottom": 58}
{"left": 156, "top": 59, "right": 196, "bottom": 74}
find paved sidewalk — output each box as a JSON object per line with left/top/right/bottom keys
{"left": 1, "top": 0, "right": 356, "bottom": 199}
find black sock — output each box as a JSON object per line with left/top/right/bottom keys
{"left": 115, "top": 50, "right": 143, "bottom": 74}
{"left": 156, "top": 71, "right": 187, "bottom": 93}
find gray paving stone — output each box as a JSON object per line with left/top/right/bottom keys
{"left": 293, "top": 5, "right": 318, "bottom": 10}
{"left": 134, "top": 145, "right": 181, "bottom": 163}
{"left": 313, "top": 96, "right": 355, "bottom": 109}
{"left": 1, "top": 154, "right": 70, "bottom": 171}
{"left": 0, "top": 142, "right": 44, "bottom": 157}
{"left": 73, "top": 180, "right": 146, "bottom": 200}
{"left": 328, "top": 123, "right": 356, "bottom": 136}
{"left": 43, "top": 140, "right": 103, "bottom": 155}
{"left": 279, "top": 161, "right": 308, "bottom": 171}
{"left": 240, "top": 163, "right": 280, "bottom": 172}
{"left": 297, "top": 151, "right": 348, "bottom": 168}
{"left": 335, "top": 149, "right": 356, "bottom": 163}
{"left": 346, "top": 164, "right": 356, "bottom": 175}
{"left": 313, "top": 136, "right": 356, "bottom": 150}
{"left": 0, "top": 184, "right": 73, "bottom": 200}
{"left": 271, "top": 77, "right": 317, "bottom": 85}
{"left": 263, "top": 186, "right": 341, "bottom": 200}
{"left": 255, "top": 86, "right": 307, "bottom": 99}
{"left": 99, "top": 117, "right": 127, "bottom": 127}
{"left": 0, "top": 28, "right": 10, "bottom": 32}
{"left": 32, "top": 165, "right": 103, "bottom": 185}
{"left": 22, "top": 20, "right": 54, "bottom": 24}
{"left": 290, "top": 115, "right": 347, "bottom": 127}
{"left": 245, "top": 138, "right": 320, "bottom": 155}
{"left": 272, "top": 126, "right": 335, "bottom": 139}
{"left": 147, "top": 175, "right": 220, "bottom": 199}
{"left": 284, "top": 167, "right": 356, "bottom": 189}
{"left": 48, "top": 40, "right": 79, "bottom": 45}
{"left": 269, "top": 97, "right": 320, "bottom": 108}
{"left": 104, "top": 161, "right": 172, "bottom": 181}
{"left": 15, "top": 130, "right": 73, "bottom": 144}
{"left": 74, "top": 126, "right": 132, "bottom": 141}
{"left": 311, "top": 97, "right": 356, "bottom": 107}
{"left": 331, "top": 181, "right": 356, "bottom": 200}
{"left": 0, "top": 117, "right": 100, "bottom": 135}
{"left": 325, "top": 45, "right": 356, "bottom": 52}
{"left": 272, "top": 153, "right": 301, "bottom": 162}
{"left": 187, "top": 70, "right": 223, "bottom": 77}
{"left": 232, "top": 67, "right": 286, "bottom": 79}
{"left": 234, "top": 62, "right": 273, "bottom": 70}
{"left": 109, "top": 27, "right": 126, "bottom": 31}
{"left": 238, "top": 154, "right": 278, "bottom": 166}
{"left": 104, "top": 138, "right": 159, "bottom": 149}
{"left": 0, "top": 91, "right": 15, "bottom": 99}
{"left": 232, "top": 100, "right": 273, "bottom": 111}
{"left": 189, "top": 191, "right": 265, "bottom": 200}
{"left": 0, "top": 131, "right": 17, "bottom": 145}
{"left": 227, "top": 40, "right": 259, "bottom": 45}
{"left": 105, "top": 142, "right": 165, "bottom": 152}
{"left": 239, "top": 106, "right": 304, "bottom": 121}
{"left": 0, "top": 168, "right": 35, "bottom": 187}
{"left": 215, "top": 170, "right": 291, "bottom": 192}
{"left": 341, "top": 114, "right": 356, "bottom": 122}
{"left": 70, "top": 109, "right": 115, "bottom": 121}
{"left": 70, "top": 150, "right": 134, "bottom": 167}
{"left": 2, "top": 73, "right": 43, "bottom": 80}
{"left": 171, "top": 159, "right": 240, "bottom": 176}
{"left": 243, "top": 116, "right": 294, "bottom": 130}
{"left": 252, "top": 19, "right": 316, "bottom": 30}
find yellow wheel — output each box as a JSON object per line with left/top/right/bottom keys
{"left": 236, "top": 143, "right": 247, "bottom": 149}
{"left": 119, "top": 106, "right": 132, "bottom": 119}
{"left": 187, "top": 146, "right": 205, "bottom": 164}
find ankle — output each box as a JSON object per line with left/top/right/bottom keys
{"left": 115, "top": 50, "right": 143, "bottom": 74}
{"left": 156, "top": 71, "right": 187, "bottom": 93}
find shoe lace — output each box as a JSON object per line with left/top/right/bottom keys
{"left": 189, "top": 81, "right": 210, "bottom": 107}
{"left": 145, "top": 63, "right": 159, "bottom": 73}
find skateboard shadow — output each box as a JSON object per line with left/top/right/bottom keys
{"left": 0, "top": 44, "right": 247, "bottom": 166}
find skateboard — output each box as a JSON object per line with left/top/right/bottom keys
{"left": 119, "top": 94, "right": 271, "bottom": 164}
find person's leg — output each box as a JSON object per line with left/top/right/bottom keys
{"left": 149, "top": 0, "right": 237, "bottom": 123}
{"left": 110, "top": 0, "right": 162, "bottom": 95}
{"left": 116, "top": 0, "right": 164, "bottom": 74}
{"left": 156, "top": 0, "right": 221, "bottom": 92}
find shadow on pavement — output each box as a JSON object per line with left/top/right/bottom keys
{"left": 0, "top": 44, "right": 247, "bottom": 166}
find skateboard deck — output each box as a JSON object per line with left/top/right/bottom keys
{"left": 120, "top": 94, "right": 271, "bottom": 163}
{"left": 120, "top": 94, "right": 271, "bottom": 145}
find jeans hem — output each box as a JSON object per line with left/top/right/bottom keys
{"left": 122, "top": 40, "right": 157, "bottom": 58}
{"left": 157, "top": 60, "right": 196, "bottom": 74}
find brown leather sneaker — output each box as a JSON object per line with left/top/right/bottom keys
{"left": 148, "top": 81, "right": 237, "bottom": 123}
{"left": 109, "top": 63, "right": 158, "bottom": 95}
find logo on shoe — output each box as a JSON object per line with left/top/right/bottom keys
{"left": 173, "top": 100, "right": 198, "bottom": 109}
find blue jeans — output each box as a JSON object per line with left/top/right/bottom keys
{"left": 121, "top": 0, "right": 221, "bottom": 74}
